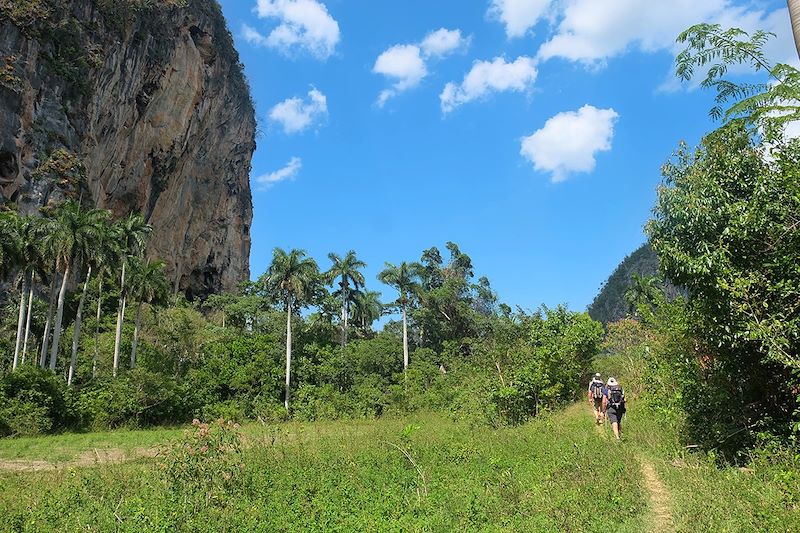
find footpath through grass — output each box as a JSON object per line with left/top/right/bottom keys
{"left": 0, "top": 405, "right": 647, "bottom": 532}
{"left": 626, "top": 404, "right": 800, "bottom": 533}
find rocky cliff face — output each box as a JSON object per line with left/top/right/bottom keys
{"left": 0, "top": 0, "right": 255, "bottom": 298}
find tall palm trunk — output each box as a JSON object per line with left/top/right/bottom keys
{"left": 49, "top": 263, "right": 71, "bottom": 371}
{"left": 93, "top": 278, "right": 103, "bottom": 378}
{"left": 789, "top": 0, "right": 800, "bottom": 60}
{"left": 402, "top": 304, "right": 409, "bottom": 369}
{"left": 13, "top": 269, "right": 31, "bottom": 370}
{"left": 22, "top": 283, "right": 34, "bottom": 364}
{"left": 113, "top": 261, "right": 127, "bottom": 377}
{"left": 340, "top": 286, "right": 347, "bottom": 350}
{"left": 344, "top": 291, "right": 349, "bottom": 345}
{"left": 284, "top": 298, "right": 293, "bottom": 411}
{"left": 68, "top": 266, "right": 91, "bottom": 386}
{"left": 40, "top": 268, "right": 58, "bottom": 368}
{"left": 130, "top": 301, "right": 143, "bottom": 369}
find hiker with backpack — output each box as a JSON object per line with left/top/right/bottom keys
{"left": 603, "top": 377, "right": 626, "bottom": 440}
{"left": 587, "top": 373, "right": 606, "bottom": 425}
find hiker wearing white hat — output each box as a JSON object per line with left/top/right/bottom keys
{"left": 587, "top": 372, "right": 606, "bottom": 425}
{"left": 603, "top": 377, "right": 626, "bottom": 440}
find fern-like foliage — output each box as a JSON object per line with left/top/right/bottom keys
{"left": 675, "top": 24, "right": 800, "bottom": 135}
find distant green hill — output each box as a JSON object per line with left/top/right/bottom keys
{"left": 588, "top": 243, "right": 682, "bottom": 325}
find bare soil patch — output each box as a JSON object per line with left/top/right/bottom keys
{"left": 0, "top": 447, "right": 158, "bottom": 472}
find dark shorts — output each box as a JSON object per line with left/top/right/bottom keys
{"left": 593, "top": 398, "right": 603, "bottom": 410}
{"left": 607, "top": 407, "right": 624, "bottom": 424}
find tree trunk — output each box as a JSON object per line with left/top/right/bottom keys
{"left": 402, "top": 304, "right": 409, "bottom": 369}
{"left": 49, "top": 263, "right": 70, "bottom": 371}
{"left": 93, "top": 278, "right": 102, "bottom": 378}
{"left": 40, "top": 268, "right": 58, "bottom": 368}
{"left": 113, "top": 261, "right": 127, "bottom": 377}
{"left": 22, "top": 282, "right": 34, "bottom": 364}
{"left": 789, "top": 0, "right": 800, "bottom": 60}
{"left": 130, "top": 302, "right": 142, "bottom": 369}
{"left": 13, "top": 270, "right": 31, "bottom": 370}
{"left": 284, "top": 298, "right": 293, "bottom": 411}
{"left": 341, "top": 288, "right": 347, "bottom": 350}
{"left": 343, "top": 287, "right": 349, "bottom": 347}
{"left": 68, "top": 266, "right": 91, "bottom": 386}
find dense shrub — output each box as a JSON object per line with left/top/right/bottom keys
{"left": 0, "top": 366, "right": 75, "bottom": 436}
{"left": 183, "top": 332, "right": 283, "bottom": 421}
{"left": 488, "top": 307, "right": 603, "bottom": 424}
{"left": 75, "top": 368, "right": 186, "bottom": 429}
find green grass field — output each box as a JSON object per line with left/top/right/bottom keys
{"left": 0, "top": 402, "right": 797, "bottom": 532}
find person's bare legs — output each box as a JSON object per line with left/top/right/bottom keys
{"left": 592, "top": 400, "right": 603, "bottom": 424}
{"left": 611, "top": 421, "right": 621, "bottom": 439}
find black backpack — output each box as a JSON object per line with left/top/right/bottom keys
{"left": 590, "top": 381, "right": 604, "bottom": 399}
{"left": 608, "top": 386, "right": 625, "bottom": 410}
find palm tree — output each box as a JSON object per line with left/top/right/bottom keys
{"left": 127, "top": 257, "right": 169, "bottom": 369}
{"left": 39, "top": 266, "right": 58, "bottom": 368}
{"left": 43, "top": 201, "right": 103, "bottom": 372}
{"left": 351, "top": 290, "right": 383, "bottom": 332}
{"left": 21, "top": 286, "right": 34, "bottom": 364}
{"left": 112, "top": 213, "right": 151, "bottom": 377}
{"left": 789, "top": 0, "right": 800, "bottom": 60}
{"left": 90, "top": 223, "right": 122, "bottom": 378}
{"left": 263, "top": 248, "right": 320, "bottom": 411}
{"left": 0, "top": 212, "right": 40, "bottom": 370}
{"left": 0, "top": 210, "right": 21, "bottom": 281}
{"left": 18, "top": 216, "right": 47, "bottom": 367}
{"left": 67, "top": 209, "right": 111, "bottom": 385}
{"left": 378, "top": 262, "right": 423, "bottom": 369}
{"left": 325, "top": 250, "right": 366, "bottom": 349}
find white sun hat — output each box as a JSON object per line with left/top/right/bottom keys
{"left": 607, "top": 377, "right": 618, "bottom": 386}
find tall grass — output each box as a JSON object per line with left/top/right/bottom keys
{"left": 0, "top": 407, "right": 647, "bottom": 532}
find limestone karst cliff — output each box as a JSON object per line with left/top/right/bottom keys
{"left": 0, "top": 0, "right": 255, "bottom": 298}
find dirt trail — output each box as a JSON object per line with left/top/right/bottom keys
{"left": 584, "top": 402, "right": 674, "bottom": 531}
{"left": 0, "top": 447, "right": 158, "bottom": 472}
{"left": 638, "top": 455, "right": 675, "bottom": 532}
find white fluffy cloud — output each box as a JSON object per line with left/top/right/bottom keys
{"left": 440, "top": 56, "right": 538, "bottom": 113}
{"left": 373, "top": 29, "right": 468, "bottom": 106}
{"left": 373, "top": 45, "right": 428, "bottom": 106}
{"left": 269, "top": 88, "right": 328, "bottom": 134}
{"left": 420, "top": 28, "right": 469, "bottom": 58}
{"left": 255, "top": 157, "right": 302, "bottom": 188}
{"left": 251, "top": 0, "right": 340, "bottom": 59}
{"left": 537, "top": 0, "right": 795, "bottom": 67}
{"left": 520, "top": 105, "right": 618, "bottom": 182}
{"left": 488, "top": 0, "right": 552, "bottom": 38}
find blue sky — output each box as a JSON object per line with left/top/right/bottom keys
{"left": 216, "top": 0, "right": 796, "bottom": 314}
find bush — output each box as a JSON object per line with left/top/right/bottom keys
{"left": 161, "top": 418, "right": 244, "bottom": 510}
{"left": 184, "top": 332, "right": 282, "bottom": 421}
{"left": 76, "top": 368, "right": 186, "bottom": 429}
{"left": 0, "top": 366, "right": 75, "bottom": 436}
